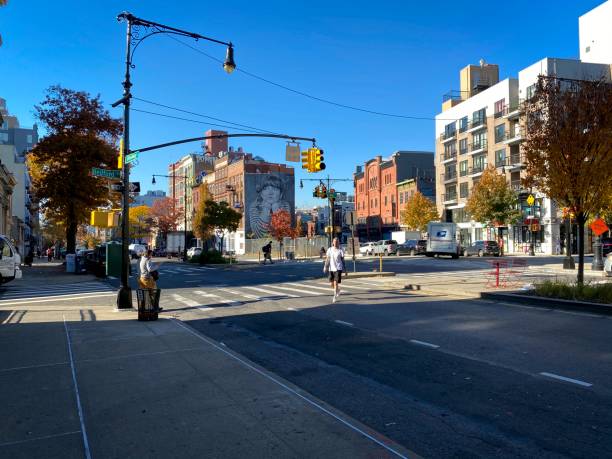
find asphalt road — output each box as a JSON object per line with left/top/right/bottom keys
{"left": 3, "top": 257, "right": 611, "bottom": 457}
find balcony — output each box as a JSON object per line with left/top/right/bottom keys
{"left": 502, "top": 101, "right": 523, "bottom": 119}
{"left": 440, "top": 131, "right": 457, "bottom": 143}
{"left": 503, "top": 129, "right": 523, "bottom": 144}
{"left": 441, "top": 170, "right": 457, "bottom": 183}
{"left": 459, "top": 145, "right": 468, "bottom": 155}
{"left": 511, "top": 180, "right": 529, "bottom": 193}
{"left": 441, "top": 151, "right": 457, "bottom": 164}
{"left": 467, "top": 118, "right": 487, "bottom": 133}
{"left": 469, "top": 164, "right": 487, "bottom": 176}
{"left": 441, "top": 192, "right": 458, "bottom": 204}
{"left": 469, "top": 140, "right": 488, "bottom": 154}
{"left": 459, "top": 167, "right": 468, "bottom": 177}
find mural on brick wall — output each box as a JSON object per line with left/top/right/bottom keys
{"left": 245, "top": 173, "right": 295, "bottom": 238}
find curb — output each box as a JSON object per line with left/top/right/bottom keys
{"left": 480, "top": 291, "right": 612, "bottom": 316}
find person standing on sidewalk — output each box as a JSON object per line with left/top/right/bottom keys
{"left": 139, "top": 249, "right": 158, "bottom": 289}
{"left": 262, "top": 241, "right": 273, "bottom": 264}
{"left": 324, "top": 237, "right": 345, "bottom": 303}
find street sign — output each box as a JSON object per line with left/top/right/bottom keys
{"left": 590, "top": 217, "right": 609, "bottom": 236}
{"left": 285, "top": 143, "right": 300, "bottom": 162}
{"left": 344, "top": 211, "right": 357, "bottom": 226}
{"left": 129, "top": 182, "right": 141, "bottom": 193}
{"left": 125, "top": 152, "right": 139, "bottom": 164}
{"left": 526, "top": 194, "right": 535, "bottom": 206}
{"left": 110, "top": 184, "right": 124, "bottom": 192}
{"left": 92, "top": 167, "right": 121, "bottom": 179}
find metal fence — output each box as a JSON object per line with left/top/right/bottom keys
{"left": 244, "top": 236, "right": 329, "bottom": 260}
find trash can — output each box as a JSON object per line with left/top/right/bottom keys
{"left": 66, "top": 254, "right": 76, "bottom": 273}
{"left": 136, "top": 289, "right": 161, "bottom": 321}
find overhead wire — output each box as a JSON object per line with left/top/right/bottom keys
{"left": 164, "top": 33, "right": 457, "bottom": 122}
{"left": 131, "top": 108, "right": 269, "bottom": 133}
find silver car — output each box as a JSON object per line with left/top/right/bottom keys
{"left": 605, "top": 253, "right": 612, "bottom": 277}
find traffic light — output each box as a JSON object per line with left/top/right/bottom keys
{"left": 312, "top": 148, "right": 325, "bottom": 172}
{"left": 313, "top": 186, "right": 319, "bottom": 197}
{"left": 319, "top": 185, "right": 327, "bottom": 199}
{"left": 301, "top": 150, "right": 312, "bottom": 171}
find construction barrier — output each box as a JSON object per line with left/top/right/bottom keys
{"left": 485, "top": 259, "right": 528, "bottom": 288}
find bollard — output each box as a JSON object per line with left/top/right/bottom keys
{"left": 495, "top": 261, "right": 500, "bottom": 288}
{"left": 379, "top": 253, "right": 383, "bottom": 272}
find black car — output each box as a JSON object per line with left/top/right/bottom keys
{"left": 396, "top": 239, "right": 427, "bottom": 256}
{"left": 464, "top": 240, "right": 500, "bottom": 257}
{"left": 600, "top": 237, "right": 612, "bottom": 256}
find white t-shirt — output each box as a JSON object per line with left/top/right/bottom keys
{"left": 326, "top": 247, "right": 345, "bottom": 272}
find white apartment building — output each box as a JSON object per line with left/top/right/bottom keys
{"left": 435, "top": 2, "right": 612, "bottom": 255}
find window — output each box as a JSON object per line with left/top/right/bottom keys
{"left": 475, "top": 228, "right": 483, "bottom": 241}
{"left": 526, "top": 84, "right": 536, "bottom": 100}
{"left": 460, "top": 182, "right": 469, "bottom": 198}
{"left": 0, "top": 133, "right": 7, "bottom": 143}
{"left": 445, "top": 185, "right": 456, "bottom": 200}
{"left": 384, "top": 196, "right": 387, "bottom": 206}
{"left": 444, "top": 142, "right": 456, "bottom": 159}
{"left": 495, "top": 149, "right": 506, "bottom": 167}
{"left": 0, "top": 240, "right": 11, "bottom": 258}
{"left": 459, "top": 160, "right": 468, "bottom": 177}
{"left": 399, "top": 193, "right": 404, "bottom": 204}
{"left": 459, "top": 116, "right": 468, "bottom": 132}
{"left": 444, "top": 121, "right": 456, "bottom": 138}
{"left": 494, "top": 99, "right": 505, "bottom": 117}
{"left": 472, "top": 131, "right": 487, "bottom": 150}
{"left": 459, "top": 138, "right": 468, "bottom": 155}
{"left": 473, "top": 154, "right": 487, "bottom": 173}
{"left": 26, "top": 134, "right": 33, "bottom": 144}
{"left": 472, "top": 108, "right": 486, "bottom": 126}
{"left": 494, "top": 124, "right": 505, "bottom": 143}
{"left": 445, "top": 164, "right": 456, "bottom": 179}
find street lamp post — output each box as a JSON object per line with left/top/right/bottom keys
{"left": 153, "top": 174, "right": 188, "bottom": 261}
{"left": 113, "top": 12, "right": 234, "bottom": 309}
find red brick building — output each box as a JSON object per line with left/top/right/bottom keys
{"left": 354, "top": 151, "right": 434, "bottom": 240}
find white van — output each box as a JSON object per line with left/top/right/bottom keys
{"left": 426, "top": 222, "right": 461, "bottom": 259}
{"left": 0, "top": 236, "right": 22, "bottom": 283}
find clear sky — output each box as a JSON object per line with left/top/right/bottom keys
{"left": 1, "top": 0, "right": 604, "bottom": 207}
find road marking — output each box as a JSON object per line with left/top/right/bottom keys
{"left": 0, "top": 430, "right": 83, "bottom": 448}
{"left": 194, "top": 290, "right": 242, "bottom": 306}
{"left": 63, "top": 316, "right": 92, "bottom": 459}
{"left": 264, "top": 284, "right": 318, "bottom": 295}
{"left": 334, "top": 320, "right": 354, "bottom": 327}
{"left": 242, "top": 286, "right": 298, "bottom": 298}
{"left": 409, "top": 339, "right": 440, "bottom": 349}
{"left": 172, "top": 320, "right": 409, "bottom": 459}
{"left": 286, "top": 283, "right": 333, "bottom": 293}
{"left": 218, "top": 288, "right": 260, "bottom": 300}
{"left": 539, "top": 372, "right": 593, "bottom": 387}
{"left": 554, "top": 310, "right": 603, "bottom": 318}
{"left": 0, "top": 292, "right": 117, "bottom": 306}
{"left": 318, "top": 281, "right": 370, "bottom": 290}
{"left": 171, "top": 294, "right": 200, "bottom": 308}
{"left": 2, "top": 310, "right": 16, "bottom": 324}
{"left": 287, "top": 307, "right": 297, "bottom": 311}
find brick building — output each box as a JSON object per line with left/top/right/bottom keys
{"left": 354, "top": 151, "right": 434, "bottom": 240}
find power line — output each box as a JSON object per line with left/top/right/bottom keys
{"left": 131, "top": 108, "right": 268, "bottom": 133}
{"left": 165, "top": 33, "right": 456, "bottom": 122}
{"left": 132, "top": 96, "right": 281, "bottom": 135}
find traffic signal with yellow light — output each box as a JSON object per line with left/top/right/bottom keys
{"left": 301, "top": 149, "right": 311, "bottom": 171}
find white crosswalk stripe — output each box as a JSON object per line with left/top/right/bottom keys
{"left": 194, "top": 290, "right": 242, "bottom": 306}
{"left": 242, "top": 286, "right": 298, "bottom": 298}
{"left": 262, "top": 284, "right": 319, "bottom": 295}
{"left": 218, "top": 288, "right": 261, "bottom": 300}
{"left": 0, "top": 281, "right": 115, "bottom": 304}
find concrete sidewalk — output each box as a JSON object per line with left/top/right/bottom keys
{"left": 0, "top": 307, "right": 414, "bottom": 459}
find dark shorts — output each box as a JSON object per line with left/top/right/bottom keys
{"left": 329, "top": 270, "right": 343, "bottom": 283}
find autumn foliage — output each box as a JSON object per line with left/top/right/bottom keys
{"left": 150, "top": 197, "right": 183, "bottom": 235}
{"left": 268, "top": 209, "right": 296, "bottom": 241}
{"left": 465, "top": 167, "right": 521, "bottom": 228}
{"left": 400, "top": 191, "right": 439, "bottom": 232}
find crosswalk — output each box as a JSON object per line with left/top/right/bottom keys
{"left": 0, "top": 281, "right": 115, "bottom": 306}
{"left": 156, "top": 265, "right": 217, "bottom": 275}
{"left": 161, "top": 277, "right": 393, "bottom": 311}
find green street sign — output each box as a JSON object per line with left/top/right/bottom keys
{"left": 91, "top": 167, "right": 121, "bottom": 179}
{"left": 125, "top": 152, "right": 139, "bottom": 164}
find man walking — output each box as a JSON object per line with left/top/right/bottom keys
{"left": 262, "top": 241, "right": 273, "bottom": 264}
{"left": 324, "top": 237, "right": 345, "bottom": 303}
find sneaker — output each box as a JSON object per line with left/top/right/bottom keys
{"left": 336, "top": 289, "right": 341, "bottom": 297}
{"left": 332, "top": 295, "right": 336, "bottom": 303}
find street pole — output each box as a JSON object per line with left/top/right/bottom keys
{"left": 184, "top": 195, "right": 187, "bottom": 262}
{"left": 116, "top": 18, "right": 133, "bottom": 309}
{"left": 563, "top": 216, "right": 575, "bottom": 269}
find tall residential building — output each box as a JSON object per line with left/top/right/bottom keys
{"left": 435, "top": 3, "right": 612, "bottom": 254}
{"left": 130, "top": 190, "right": 166, "bottom": 208}
{"left": 353, "top": 151, "right": 434, "bottom": 240}
{"left": 0, "top": 98, "right": 38, "bottom": 158}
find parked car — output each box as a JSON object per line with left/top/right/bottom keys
{"left": 359, "top": 242, "right": 376, "bottom": 256}
{"left": 604, "top": 253, "right": 612, "bottom": 277}
{"left": 0, "top": 235, "right": 22, "bottom": 284}
{"left": 463, "top": 240, "right": 501, "bottom": 257}
{"left": 187, "top": 247, "right": 203, "bottom": 258}
{"left": 600, "top": 237, "right": 612, "bottom": 257}
{"left": 396, "top": 239, "right": 427, "bottom": 256}
{"left": 373, "top": 239, "right": 398, "bottom": 256}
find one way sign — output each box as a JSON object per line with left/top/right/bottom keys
{"left": 129, "top": 182, "right": 140, "bottom": 193}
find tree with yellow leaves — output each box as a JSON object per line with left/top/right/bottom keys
{"left": 129, "top": 206, "right": 152, "bottom": 241}
{"left": 401, "top": 191, "right": 439, "bottom": 233}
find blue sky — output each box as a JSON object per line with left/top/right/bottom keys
{"left": 1, "top": 0, "right": 604, "bottom": 207}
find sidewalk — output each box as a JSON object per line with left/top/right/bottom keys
{"left": 0, "top": 307, "right": 414, "bottom": 458}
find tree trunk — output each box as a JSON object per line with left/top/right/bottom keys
{"left": 65, "top": 206, "right": 77, "bottom": 254}
{"left": 576, "top": 213, "right": 586, "bottom": 285}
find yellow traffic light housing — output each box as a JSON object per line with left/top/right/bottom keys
{"left": 118, "top": 138, "right": 124, "bottom": 169}
{"left": 301, "top": 150, "right": 311, "bottom": 171}
{"left": 312, "top": 148, "right": 325, "bottom": 172}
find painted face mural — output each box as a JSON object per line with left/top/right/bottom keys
{"left": 247, "top": 174, "right": 293, "bottom": 238}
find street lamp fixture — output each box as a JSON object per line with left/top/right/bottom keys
{"left": 113, "top": 12, "right": 234, "bottom": 310}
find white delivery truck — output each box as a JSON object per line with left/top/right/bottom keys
{"left": 391, "top": 230, "right": 421, "bottom": 245}
{"left": 426, "top": 222, "right": 461, "bottom": 259}
{"left": 166, "top": 231, "right": 185, "bottom": 257}
{"left": 0, "top": 235, "right": 22, "bottom": 283}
